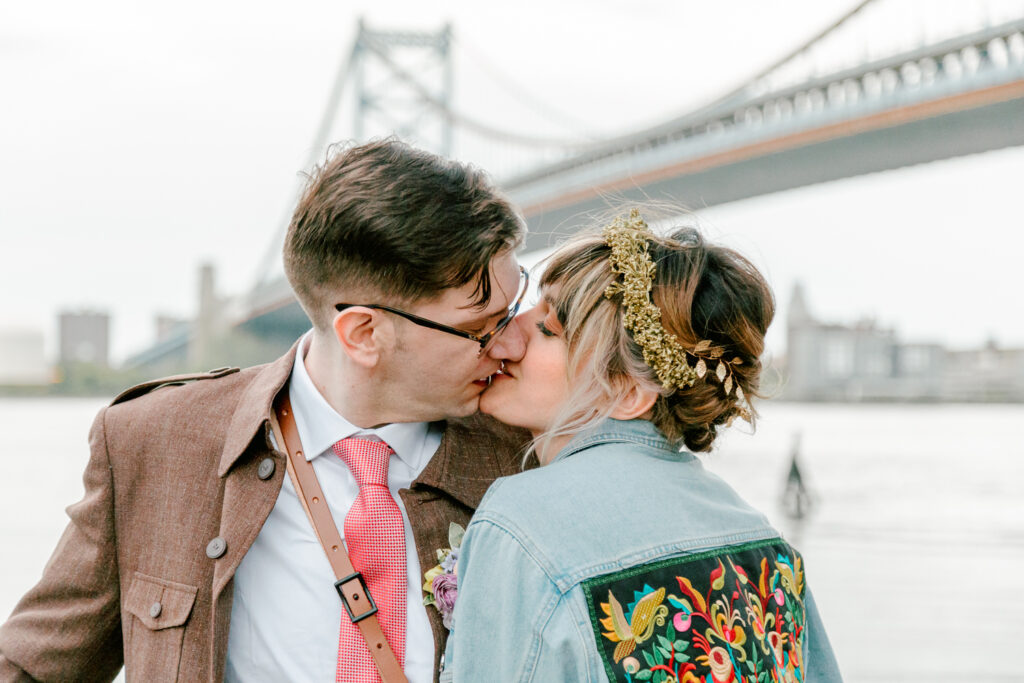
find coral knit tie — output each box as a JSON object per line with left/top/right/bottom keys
{"left": 333, "top": 438, "right": 406, "bottom": 683}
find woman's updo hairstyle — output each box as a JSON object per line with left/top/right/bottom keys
{"left": 536, "top": 215, "right": 774, "bottom": 455}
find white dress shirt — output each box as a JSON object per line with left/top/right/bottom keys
{"left": 225, "top": 334, "right": 441, "bottom": 682}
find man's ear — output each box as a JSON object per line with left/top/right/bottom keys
{"left": 332, "top": 307, "right": 392, "bottom": 368}
{"left": 610, "top": 383, "right": 660, "bottom": 421}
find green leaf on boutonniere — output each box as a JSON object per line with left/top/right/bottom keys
{"left": 448, "top": 522, "right": 465, "bottom": 549}
{"left": 423, "top": 594, "right": 436, "bottom": 607}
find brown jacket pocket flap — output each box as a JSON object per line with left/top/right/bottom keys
{"left": 125, "top": 572, "right": 197, "bottom": 630}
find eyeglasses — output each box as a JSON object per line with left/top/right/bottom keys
{"left": 335, "top": 266, "right": 529, "bottom": 357}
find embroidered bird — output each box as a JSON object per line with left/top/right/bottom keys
{"left": 598, "top": 586, "right": 668, "bottom": 663}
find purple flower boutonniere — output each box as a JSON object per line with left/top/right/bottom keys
{"left": 422, "top": 522, "right": 464, "bottom": 630}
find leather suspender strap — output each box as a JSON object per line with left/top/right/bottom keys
{"left": 271, "top": 392, "right": 408, "bottom": 683}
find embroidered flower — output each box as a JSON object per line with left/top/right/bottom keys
{"left": 707, "top": 646, "right": 736, "bottom": 682}
{"left": 673, "top": 610, "right": 692, "bottom": 632}
{"left": 422, "top": 522, "right": 465, "bottom": 631}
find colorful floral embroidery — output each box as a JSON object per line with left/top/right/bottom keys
{"left": 584, "top": 539, "right": 806, "bottom": 683}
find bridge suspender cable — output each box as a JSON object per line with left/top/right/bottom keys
{"left": 746, "top": 0, "right": 878, "bottom": 84}
{"left": 359, "top": 40, "right": 596, "bottom": 149}
{"left": 701, "top": 0, "right": 879, "bottom": 110}
{"left": 253, "top": 42, "right": 359, "bottom": 290}
{"left": 449, "top": 33, "right": 602, "bottom": 141}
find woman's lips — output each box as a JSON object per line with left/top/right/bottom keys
{"left": 476, "top": 364, "right": 514, "bottom": 387}
{"left": 473, "top": 366, "right": 506, "bottom": 387}
{"left": 492, "top": 363, "right": 514, "bottom": 380}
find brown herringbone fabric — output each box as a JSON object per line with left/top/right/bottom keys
{"left": 0, "top": 343, "right": 531, "bottom": 682}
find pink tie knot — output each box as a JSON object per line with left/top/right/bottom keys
{"left": 332, "top": 437, "right": 393, "bottom": 488}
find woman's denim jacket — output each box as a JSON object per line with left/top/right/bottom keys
{"left": 445, "top": 418, "right": 842, "bottom": 682}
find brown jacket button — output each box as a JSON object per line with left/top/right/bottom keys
{"left": 206, "top": 537, "right": 227, "bottom": 559}
{"left": 257, "top": 458, "right": 276, "bottom": 480}
{"left": 149, "top": 602, "right": 162, "bottom": 619}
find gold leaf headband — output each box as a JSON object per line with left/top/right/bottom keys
{"left": 602, "top": 210, "right": 749, "bottom": 415}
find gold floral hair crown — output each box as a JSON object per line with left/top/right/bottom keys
{"left": 602, "top": 210, "right": 750, "bottom": 418}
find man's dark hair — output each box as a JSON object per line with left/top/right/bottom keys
{"left": 283, "top": 138, "right": 526, "bottom": 329}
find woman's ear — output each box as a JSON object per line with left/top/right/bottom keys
{"left": 610, "top": 382, "right": 660, "bottom": 420}
{"left": 332, "top": 307, "right": 392, "bottom": 368}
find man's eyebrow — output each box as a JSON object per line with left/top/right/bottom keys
{"left": 460, "top": 308, "right": 505, "bottom": 328}
{"left": 457, "top": 283, "right": 517, "bottom": 321}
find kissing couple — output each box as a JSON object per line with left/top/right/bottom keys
{"left": 0, "top": 139, "right": 841, "bottom": 682}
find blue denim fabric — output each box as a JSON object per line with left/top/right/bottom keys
{"left": 446, "top": 418, "right": 842, "bottom": 682}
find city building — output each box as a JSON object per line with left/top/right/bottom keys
{"left": 58, "top": 310, "right": 110, "bottom": 368}
{"left": 782, "top": 283, "right": 1024, "bottom": 402}
{"left": 0, "top": 328, "right": 50, "bottom": 386}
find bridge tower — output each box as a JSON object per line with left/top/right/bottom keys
{"left": 350, "top": 19, "right": 454, "bottom": 157}
{"left": 252, "top": 19, "right": 454, "bottom": 293}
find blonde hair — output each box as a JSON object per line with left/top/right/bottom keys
{"left": 532, "top": 222, "right": 774, "bottom": 458}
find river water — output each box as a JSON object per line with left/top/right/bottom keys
{"left": 1, "top": 398, "right": 1022, "bottom": 681}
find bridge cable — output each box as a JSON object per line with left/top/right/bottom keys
{"left": 253, "top": 42, "right": 359, "bottom": 289}
{"left": 748, "top": 0, "right": 878, "bottom": 84}
{"left": 450, "top": 32, "right": 603, "bottom": 140}
{"left": 361, "top": 40, "right": 597, "bottom": 149}
{"left": 701, "top": 0, "right": 880, "bottom": 111}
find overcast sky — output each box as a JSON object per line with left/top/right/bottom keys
{"left": 3, "top": 0, "right": 1023, "bottom": 362}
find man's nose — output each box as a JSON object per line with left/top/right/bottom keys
{"left": 486, "top": 313, "right": 527, "bottom": 362}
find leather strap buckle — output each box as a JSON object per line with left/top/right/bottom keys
{"left": 274, "top": 393, "right": 408, "bottom": 682}
{"left": 335, "top": 571, "right": 379, "bottom": 624}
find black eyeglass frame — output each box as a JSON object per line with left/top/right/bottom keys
{"left": 334, "top": 266, "right": 529, "bottom": 356}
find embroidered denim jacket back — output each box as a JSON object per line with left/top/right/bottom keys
{"left": 446, "top": 418, "right": 842, "bottom": 682}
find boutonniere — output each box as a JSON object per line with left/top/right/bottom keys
{"left": 422, "top": 522, "right": 464, "bottom": 630}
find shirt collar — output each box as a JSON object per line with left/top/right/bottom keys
{"left": 552, "top": 417, "right": 684, "bottom": 464}
{"left": 287, "top": 332, "right": 431, "bottom": 470}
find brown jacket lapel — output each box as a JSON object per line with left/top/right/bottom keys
{"left": 401, "top": 414, "right": 532, "bottom": 682}
{"left": 207, "top": 345, "right": 297, "bottom": 680}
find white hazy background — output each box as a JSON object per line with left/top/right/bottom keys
{"left": 3, "top": 0, "right": 1024, "bottom": 362}
{"left": 3, "top": 4, "right": 1024, "bottom": 681}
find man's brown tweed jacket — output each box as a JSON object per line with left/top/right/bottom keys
{"left": 0, "top": 344, "right": 529, "bottom": 682}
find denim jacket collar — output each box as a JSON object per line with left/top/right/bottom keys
{"left": 551, "top": 417, "right": 686, "bottom": 464}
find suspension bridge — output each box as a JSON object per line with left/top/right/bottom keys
{"left": 126, "top": 0, "right": 1024, "bottom": 371}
